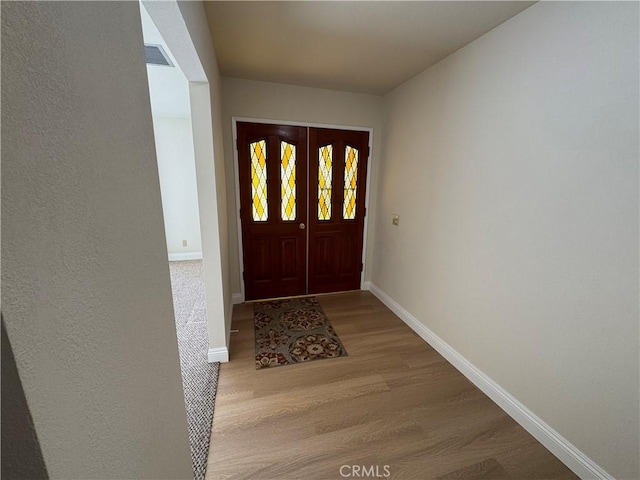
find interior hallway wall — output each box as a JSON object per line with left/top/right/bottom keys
{"left": 374, "top": 2, "right": 639, "bottom": 478}
{"left": 141, "top": 4, "right": 202, "bottom": 259}
{"left": 145, "top": 0, "right": 232, "bottom": 355}
{"left": 152, "top": 115, "right": 203, "bottom": 256}
{"left": 220, "top": 77, "right": 384, "bottom": 297}
{"left": 1, "top": 2, "right": 192, "bottom": 477}
{"left": 177, "top": 0, "right": 232, "bottom": 347}
{"left": 1, "top": 318, "right": 49, "bottom": 479}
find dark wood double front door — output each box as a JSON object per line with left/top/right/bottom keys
{"left": 237, "top": 122, "right": 369, "bottom": 301}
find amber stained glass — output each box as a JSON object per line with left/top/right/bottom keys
{"left": 250, "top": 140, "right": 268, "bottom": 221}
{"left": 343, "top": 146, "right": 359, "bottom": 219}
{"left": 281, "top": 142, "right": 296, "bottom": 221}
{"left": 318, "top": 145, "right": 333, "bottom": 221}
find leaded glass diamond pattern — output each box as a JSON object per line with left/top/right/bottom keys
{"left": 281, "top": 142, "right": 296, "bottom": 221}
{"left": 318, "top": 145, "right": 333, "bottom": 221}
{"left": 343, "top": 146, "right": 359, "bottom": 220}
{"left": 250, "top": 140, "right": 268, "bottom": 221}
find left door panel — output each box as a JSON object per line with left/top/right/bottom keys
{"left": 237, "top": 122, "right": 308, "bottom": 300}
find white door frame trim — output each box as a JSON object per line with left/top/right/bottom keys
{"left": 231, "top": 116, "right": 374, "bottom": 302}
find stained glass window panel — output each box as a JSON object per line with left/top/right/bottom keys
{"left": 250, "top": 140, "right": 268, "bottom": 221}
{"left": 281, "top": 141, "right": 296, "bottom": 221}
{"left": 343, "top": 146, "right": 359, "bottom": 220}
{"left": 318, "top": 145, "right": 333, "bottom": 221}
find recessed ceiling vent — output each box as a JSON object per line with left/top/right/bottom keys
{"left": 144, "top": 44, "right": 174, "bottom": 67}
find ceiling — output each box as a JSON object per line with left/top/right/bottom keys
{"left": 204, "top": 1, "right": 535, "bottom": 95}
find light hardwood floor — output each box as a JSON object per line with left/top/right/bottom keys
{"left": 206, "top": 291, "right": 576, "bottom": 480}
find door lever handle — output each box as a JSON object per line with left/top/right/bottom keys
{"left": 299, "top": 223, "right": 306, "bottom": 230}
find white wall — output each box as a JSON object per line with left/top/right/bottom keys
{"left": 141, "top": 4, "right": 202, "bottom": 258}
{"left": 1, "top": 2, "right": 192, "bottom": 478}
{"left": 178, "top": 0, "right": 231, "bottom": 354}
{"left": 220, "top": 77, "right": 384, "bottom": 297}
{"left": 141, "top": 5, "right": 191, "bottom": 119}
{"left": 374, "top": 2, "right": 639, "bottom": 478}
{"left": 144, "top": 0, "right": 232, "bottom": 357}
{"left": 152, "top": 116, "right": 203, "bottom": 256}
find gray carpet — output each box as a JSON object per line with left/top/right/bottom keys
{"left": 169, "top": 260, "right": 220, "bottom": 480}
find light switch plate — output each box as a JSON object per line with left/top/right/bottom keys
{"left": 182, "top": 239, "right": 188, "bottom": 247}
{"left": 392, "top": 214, "right": 400, "bottom": 226}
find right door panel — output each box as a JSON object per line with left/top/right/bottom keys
{"left": 308, "top": 128, "right": 369, "bottom": 294}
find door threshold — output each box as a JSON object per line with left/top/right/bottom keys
{"left": 245, "top": 289, "right": 362, "bottom": 304}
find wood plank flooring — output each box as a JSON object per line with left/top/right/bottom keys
{"left": 206, "top": 291, "right": 576, "bottom": 480}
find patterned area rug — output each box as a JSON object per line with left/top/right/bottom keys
{"left": 254, "top": 296, "right": 347, "bottom": 369}
{"left": 169, "top": 260, "right": 220, "bottom": 480}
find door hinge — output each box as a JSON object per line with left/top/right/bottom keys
{"left": 360, "top": 263, "right": 364, "bottom": 273}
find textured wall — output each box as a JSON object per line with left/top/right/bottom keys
{"left": 375, "top": 2, "right": 639, "bottom": 478}
{"left": 1, "top": 318, "right": 49, "bottom": 479}
{"left": 220, "top": 77, "right": 384, "bottom": 296}
{"left": 1, "top": 2, "right": 192, "bottom": 478}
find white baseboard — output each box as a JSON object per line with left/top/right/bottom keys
{"left": 367, "top": 282, "right": 612, "bottom": 480}
{"left": 232, "top": 293, "right": 244, "bottom": 304}
{"left": 208, "top": 347, "right": 229, "bottom": 363}
{"left": 362, "top": 280, "right": 372, "bottom": 291}
{"left": 168, "top": 252, "right": 203, "bottom": 261}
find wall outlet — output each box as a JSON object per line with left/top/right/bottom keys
{"left": 182, "top": 239, "right": 188, "bottom": 247}
{"left": 392, "top": 214, "right": 400, "bottom": 226}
